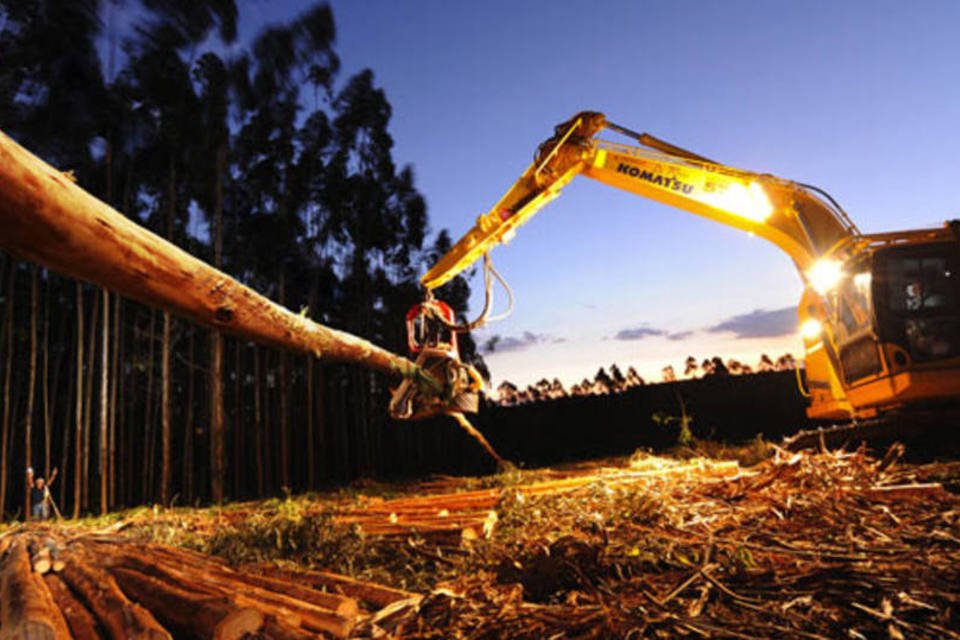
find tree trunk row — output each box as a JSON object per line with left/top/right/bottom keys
{"left": 0, "top": 128, "right": 445, "bottom": 517}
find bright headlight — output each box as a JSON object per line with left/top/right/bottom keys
{"left": 800, "top": 318, "right": 822, "bottom": 340}
{"left": 807, "top": 259, "right": 843, "bottom": 295}
{"left": 699, "top": 181, "right": 773, "bottom": 222}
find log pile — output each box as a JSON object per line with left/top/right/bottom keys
{"left": 0, "top": 531, "right": 420, "bottom": 639}
{"left": 337, "top": 456, "right": 740, "bottom": 541}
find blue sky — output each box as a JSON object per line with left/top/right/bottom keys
{"left": 236, "top": 0, "right": 960, "bottom": 386}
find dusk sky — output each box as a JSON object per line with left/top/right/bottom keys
{"left": 236, "top": 0, "right": 960, "bottom": 387}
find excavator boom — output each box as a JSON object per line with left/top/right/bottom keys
{"left": 422, "top": 112, "right": 857, "bottom": 290}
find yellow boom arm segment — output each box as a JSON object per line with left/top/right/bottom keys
{"left": 422, "top": 111, "right": 858, "bottom": 291}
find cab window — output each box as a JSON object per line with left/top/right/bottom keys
{"left": 875, "top": 244, "right": 960, "bottom": 362}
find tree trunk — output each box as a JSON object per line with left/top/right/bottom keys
{"left": 210, "top": 142, "right": 226, "bottom": 504}
{"left": 253, "top": 345, "right": 263, "bottom": 496}
{"left": 101, "top": 137, "right": 113, "bottom": 515}
{"left": 316, "top": 365, "right": 326, "bottom": 483}
{"left": 41, "top": 270, "right": 50, "bottom": 478}
{"left": 306, "top": 356, "right": 314, "bottom": 489}
{"left": 278, "top": 272, "right": 288, "bottom": 491}
{"left": 109, "top": 294, "right": 120, "bottom": 508}
{"left": 23, "top": 266, "right": 38, "bottom": 520}
{"left": 0, "top": 129, "right": 427, "bottom": 382}
{"left": 263, "top": 351, "right": 272, "bottom": 492}
{"left": 99, "top": 288, "right": 109, "bottom": 514}
{"left": 47, "top": 295, "right": 67, "bottom": 483}
{"left": 183, "top": 331, "right": 195, "bottom": 504}
{"left": 210, "top": 331, "right": 224, "bottom": 502}
{"left": 0, "top": 262, "right": 15, "bottom": 518}
{"left": 60, "top": 359, "right": 74, "bottom": 513}
{"left": 72, "top": 282, "right": 84, "bottom": 518}
{"left": 81, "top": 286, "right": 99, "bottom": 511}
{"left": 160, "top": 309, "right": 171, "bottom": 506}
{"left": 232, "top": 340, "right": 241, "bottom": 497}
{"left": 118, "top": 315, "right": 127, "bottom": 506}
{"left": 159, "top": 159, "right": 176, "bottom": 507}
{"left": 143, "top": 310, "right": 156, "bottom": 503}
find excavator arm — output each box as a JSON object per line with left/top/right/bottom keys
{"left": 422, "top": 111, "right": 858, "bottom": 291}
{"left": 400, "top": 111, "right": 866, "bottom": 423}
{"left": 404, "top": 111, "right": 960, "bottom": 439}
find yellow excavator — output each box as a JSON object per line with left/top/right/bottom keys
{"left": 389, "top": 111, "right": 960, "bottom": 434}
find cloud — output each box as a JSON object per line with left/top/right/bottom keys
{"left": 483, "top": 331, "right": 553, "bottom": 353}
{"left": 707, "top": 306, "right": 797, "bottom": 339}
{"left": 613, "top": 326, "right": 694, "bottom": 341}
{"left": 613, "top": 327, "right": 666, "bottom": 341}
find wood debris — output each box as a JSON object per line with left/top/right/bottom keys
{"left": 3, "top": 445, "right": 956, "bottom": 638}
{"left": 358, "top": 445, "right": 960, "bottom": 639}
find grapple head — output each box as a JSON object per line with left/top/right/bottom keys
{"left": 390, "top": 299, "right": 483, "bottom": 420}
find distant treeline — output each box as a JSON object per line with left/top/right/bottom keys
{"left": 495, "top": 353, "right": 798, "bottom": 405}
{"left": 389, "top": 370, "right": 810, "bottom": 478}
{"left": 0, "top": 1, "right": 484, "bottom": 519}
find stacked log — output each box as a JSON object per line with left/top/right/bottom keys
{"left": 0, "top": 532, "right": 421, "bottom": 639}
{"left": 0, "top": 541, "right": 71, "bottom": 639}
{"left": 335, "top": 457, "right": 740, "bottom": 540}
{"left": 250, "top": 565, "right": 418, "bottom": 610}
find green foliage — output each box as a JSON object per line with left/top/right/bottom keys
{"left": 652, "top": 391, "right": 698, "bottom": 448}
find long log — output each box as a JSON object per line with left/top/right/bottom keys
{"left": 43, "top": 573, "right": 101, "bottom": 640}
{"left": 253, "top": 564, "right": 419, "bottom": 610}
{"left": 0, "top": 130, "right": 432, "bottom": 385}
{"left": 108, "top": 551, "right": 355, "bottom": 638}
{"left": 110, "top": 567, "right": 263, "bottom": 640}
{"left": 59, "top": 550, "right": 171, "bottom": 639}
{"left": 118, "top": 546, "right": 359, "bottom": 616}
{"left": 0, "top": 542, "right": 72, "bottom": 640}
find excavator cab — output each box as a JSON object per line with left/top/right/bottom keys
{"left": 803, "top": 233, "right": 960, "bottom": 421}
{"left": 389, "top": 299, "right": 484, "bottom": 421}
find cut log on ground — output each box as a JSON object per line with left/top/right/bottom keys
{"left": 106, "top": 550, "right": 356, "bottom": 638}
{"left": 43, "top": 573, "right": 101, "bottom": 640}
{"left": 110, "top": 567, "right": 263, "bottom": 640}
{"left": 0, "top": 530, "right": 427, "bottom": 639}
{"left": 0, "top": 541, "right": 71, "bottom": 640}
{"left": 115, "top": 547, "right": 358, "bottom": 617}
{"left": 252, "top": 564, "right": 419, "bottom": 609}
{"left": 59, "top": 549, "right": 171, "bottom": 639}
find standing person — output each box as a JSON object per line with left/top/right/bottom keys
{"left": 26, "top": 467, "right": 57, "bottom": 521}
{"left": 30, "top": 476, "right": 48, "bottom": 520}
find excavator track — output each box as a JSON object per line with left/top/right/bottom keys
{"left": 782, "top": 409, "right": 960, "bottom": 457}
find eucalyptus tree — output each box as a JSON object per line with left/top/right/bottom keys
{"left": 193, "top": 51, "right": 230, "bottom": 502}
{"left": 0, "top": 0, "right": 104, "bottom": 518}
{"left": 229, "top": 3, "right": 338, "bottom": 490}
{"left": 122, "top": 0, "right": 237, "bottom": 505}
